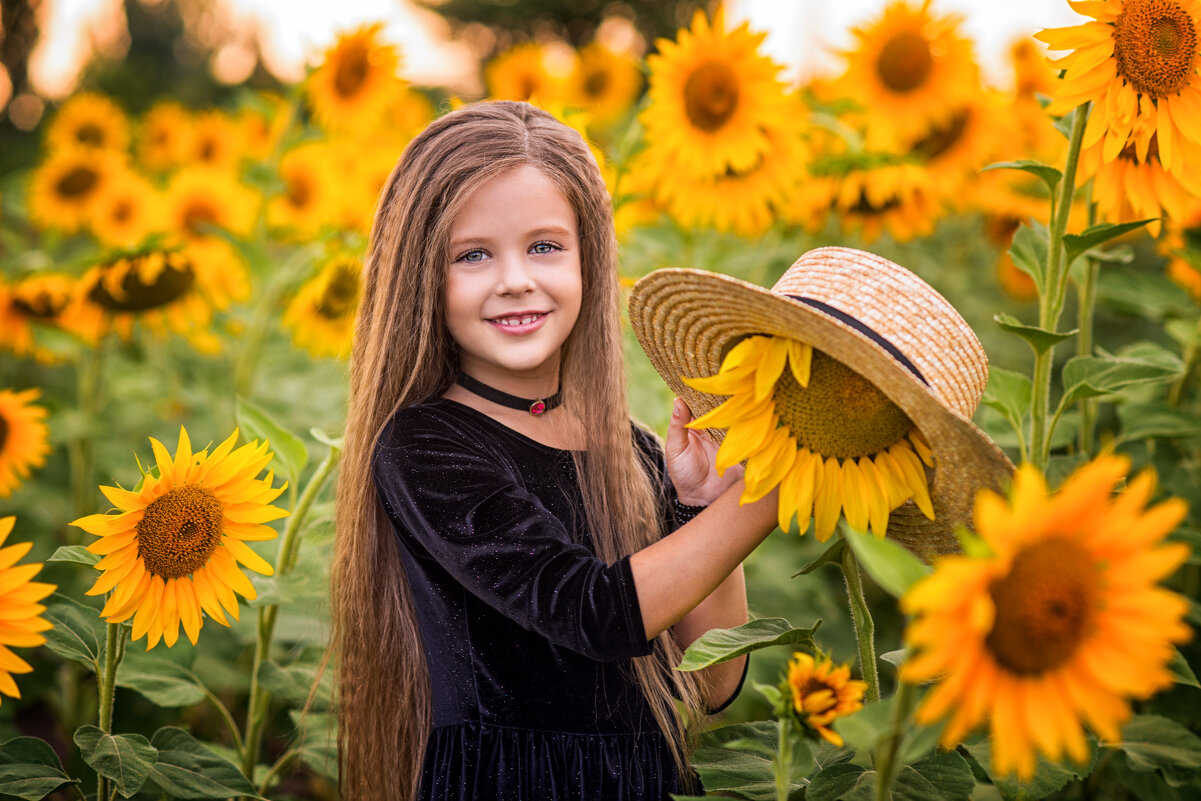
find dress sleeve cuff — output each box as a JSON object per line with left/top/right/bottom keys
{"left": 705, "top": 653, "right": 750, "bottom": 715}
{"left": 614, "top": 554, "right": 655, "bottom": 657}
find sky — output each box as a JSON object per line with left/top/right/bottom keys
{"left": 23, "top": 0, "right": 1086, "bottom": 100}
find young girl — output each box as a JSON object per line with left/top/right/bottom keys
{"left": 332, "top": 100, "right": 780, "bottom": 800}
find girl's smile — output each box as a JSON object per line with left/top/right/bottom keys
{"left": 445, "top": 165, "right": 582, "bottom": 398}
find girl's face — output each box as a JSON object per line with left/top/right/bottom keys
{"left": 444, "top": 165, "right": 583, "bottom": 394}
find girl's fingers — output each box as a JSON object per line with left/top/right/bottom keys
{"left": 665, "top": 398, "right": 692, "bottom": 462}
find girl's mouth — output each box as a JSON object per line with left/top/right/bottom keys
{"left": 486, "top": 312, "right": 548, "bottom": 335}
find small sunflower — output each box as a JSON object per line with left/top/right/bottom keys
{"left": 27, "top": 148, "right": 120, "bottom": 233}
{"left": 1079, "top": 130, "right": 1201, "bottom": 231}
{"left": 684, "top": 334, "right": 935, "bottom": 541}
{"left": 984, "top": 216, "right": 1039, "bottom": 303}
{"left": 902, "top": 455, "right": 1192, "bottom": 780}
{"left": 568, "top": 42, "right": 643, "bottom": 126}
{"left": 0, "top": 274, "right": 102, "bottom": 358}
{"left": 237, "top": 93, "right": 293, "bottom": 161}
{"left": 641, "top": 7, "right": 790, "bottom": 178}
{"left": 0, "top": 390, "right": 51, "bottom": 498}
{"left": 0, "top": 516, "right": 55, "bottom": 703}
{"left": 45, "top": 92, "right": 130, "bottom": 154}
{"left": 908, "top": 93, "right": 1007, "bottom": 206}
{"left": 268, "top": 142, "right": 338, "bottom": 238}
{"left": 283, "top": 254, "right": 362, "bottom": 358}
{"left": 1038, "top": 0, "right": 1201, "bottom": 177}
{"left": 163, "top": 168, "right": 257, "bottom": 244}
{"left": 808, "top": 156, "right": 943, "bottom": 243}
{"left": 90, "top": 169, "right": 161, "bottom": 249}
{"left": 188, "top": 110, "right": 241, "bottom": 173}
{"left": 137, "top": 101, "right": 194, "bottom": 173}
{"left": 306, "top": 23, "right": 403, "bottom": 132}
{"left": 72, "top": 427, "right": 286, "bottom": 649}
{"left": 786, "top": 652, "right": 868, "bottom": 746}
{"left": 1160, "top": 219, "right": 1201, "bottom": 300}
{"left": 486, "top": 43, "right": 566, "bottom": 104}
{"left": 838, "top": 1, "right": 982, "bottom": 150}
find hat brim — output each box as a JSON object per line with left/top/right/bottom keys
{"left": 628, "top": 268, "right": 1015, "bottom": 557}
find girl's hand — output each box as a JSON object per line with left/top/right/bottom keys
{"left": 665, "top": 398, "right": 743, "bottom": 506}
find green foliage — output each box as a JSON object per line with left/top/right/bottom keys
{"left": 678, "top": 618, "right": 822, "bottom": 672}
{"left": 842, "top": 529, "right": 931, "bottom": 599}
{"left": 0, "top": 737, "right": 79, "bottom": 800}
{"left": 73, "top": 725, "right": 157, "bottom": 798}
{"left": 144, "top": 728, "right": 266, "bottom": 800}
{"left": 806, "top": 751, "right": 975, "bottom": 801}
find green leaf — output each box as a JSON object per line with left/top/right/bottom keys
{"left": 832, "top": 698, "right": 892, "bottom": 754}
{"left": 1098, "top": 267, "right": 1197, "bottom": 320}
{"left": 981, "top": 367, "right": 1032, "bottom": 446}
{"left": 994, "top": 313, "right": 1077, "bottom": 355}
{"left": 693, "top": 722, "right": 810, "bottom": 801}
{"left": 1063, "top": 220, "right": 1155, "bottom": 266}
{"left": 898, "top": 720, "right": 946, "bottom": 767}
{"left": 1114, "top": 714, "right": 1201, "bottom": 779}
{"left": 980, "top": 160, "right": 1061, "bottom": 195}
{"left": 42, "top": 594, "right": 104, "bottom": 671}
{"left": 235, "top": 396, "right": 308, "bottom": 486}
{"left": 290, "top": 711, "right": 337, "bottom": 781}
{"left": 907, "top": 751, "right": 975, "bottom": 800}
{"left": 1059, "top": 354, "right": 1181, "bottom": 410}
{"left": 73, "top": 726, "right": 157, "bottom": 798}
{"left": 807, "top": 751, "right": 974, "bottom": 801}
{"left": 964, "top": 736, "right": 1093, "bottom": 800}
{"left": 1167, "top": 648, "right": 1200, "bottom": 689}
{"left": 793, "top": 537, "right": 846, "bottom": 577}
{"left": 0, "top": 736, "right": 80, "bottom": 800}
{"left": 1008, "top": 224, "right": 1049, "bottom": 298}
{"left": 46, "top": 545, "right": 100, "bottom": 568}
{"left": 145, "top": 728, "right": 265, "bottom": 800}
{"left": 1118, "top": 402, "right": 1201, "bottom": 442}
{"left": 677, "top": 618, "right": 821, "bottom": 671}
{"left": 257, "top": 660, "right": 333, "bottom": 711}
{"left": 879, "top": 649, "right": 907, "bottom": 668}
{"left": 309, "top": 427, "right": 344, "bottom": 451}
{"left": 806, "top": 762, "right": 869, "bottom": 801}
{"left": 844, "top": 529, "right": 931, "bottom": 599}
{"left": 116, "top": 651, "right": 206, "bottom": 707}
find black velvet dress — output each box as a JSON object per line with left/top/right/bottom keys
{"left": 372, "top": 397, "right": 736, "bottom": 801}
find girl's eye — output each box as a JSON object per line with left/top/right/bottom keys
{"left": 456, "top": 249, "right": 487, "bottom": 264}
{"left": 530, "top": 241, "right": 560, "bottom": 255}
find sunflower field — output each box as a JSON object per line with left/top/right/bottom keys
{"left": 0, "top": 0, "right": 1200, "bottom": 799}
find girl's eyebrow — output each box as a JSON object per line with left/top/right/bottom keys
{"left": 449, "top": 225, "right": 575, "bottom": 248}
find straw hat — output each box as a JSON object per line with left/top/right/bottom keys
{"left": 628, "top": 246, "right": 1014, "bottom": 556}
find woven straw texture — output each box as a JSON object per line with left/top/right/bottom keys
{"left": 628, "top": 247, "right": 1015, "bottom": 557}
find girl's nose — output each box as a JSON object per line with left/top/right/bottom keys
{"left": 495, "top": 253, "right": 536, "bottom": 294}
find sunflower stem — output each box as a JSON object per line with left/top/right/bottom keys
{"left": 1168, "top": 314, "right": 1201, "bottom": 409}
{"left": 840, "top": 541, "right": 880, "bottom": 704}
{"left": 873, "top": 679, "right": 915, "bottom": 801}
{"left": 257, "top": 747, "right": 301, "bottom": 797}
{"left": 775, "top": 716, "right": 793, "bottom": 801}
{"left": 1076, "top": 183, "right": 1098, "bottom": 457}
{"left": 239, "top": 443, "right": 340, "bottom": 791}
{"left": 95, "top": 621, "right": 127, "bottom": 801}
{"left": 1031, "top": 102, "right": 1090, "bottom": 470}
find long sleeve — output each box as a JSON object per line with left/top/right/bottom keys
{"left": 373, "top": 425, "right": 654, "bottom": 662}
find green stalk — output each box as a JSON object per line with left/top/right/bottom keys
{"left": 239, "top": 445, "right": 341, "bottom": 790}
{"left": 1076, "top": 183, "right": 1098, "bottom": 456}
{"left": 775, "top": 717, "right": 793, "bottom": 801}
{"left": 68, "top": 336, "right": 107, "bottom": 531}
{"left": 1168, "top": 315, "right": 1201, "bottom": 408}
{"left": 95, "top": 622, "right": 127, "bottom": 801}
{"left": 1030, "top": 103, "right": 1090, "bottom": 470}
{"left": 873, "top": 680, "right": 916, "bottom": 801}
{"left": 841, "top": 543, "right": 880, "bottom": 704}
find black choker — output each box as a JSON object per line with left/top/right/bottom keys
{"left": 455, "top": 371, "right": 562, "bottom": 416}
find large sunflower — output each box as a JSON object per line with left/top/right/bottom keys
{"left": 72, "top": 427, "right": 287, "bottom": 650}
{"left": 568, "top": 42, "right": 643, "bottom": 126}
{"left": 641, "top": 7, "right": 790, "bottom": 178}
{"left": 1038, "top": 0, "right": 1201, "bottom": 178}
{"left": 0, "top": 389, "right": 51, "bottom": 498}
{"left": 786, "top": 652, "right": 868, "bottom": 746}
{"left": 306, "top": 23, "right": 403, "bottom": 132}
{"left": 902, "top": 455, "right": 1192, "bottom": 779}
{"left": 684, "top": 334, "right": 935, "bottom": 541}
{"left": 27, "top": 148, "right": 120, "bottom": 233}
{"left": 283, "top": 253, "right": 362, "bottom": 358}
{"left": 838, "top": 1, "right": 982, "bottom": 150}
{"left": 45, "top": 92, "right": 130, "bottom": 154}
{"left": 1079, "top": 129, "right": 1201, "bottom": 231}
{"left": 0, "top": 516, "right": 55, "bottom": 703}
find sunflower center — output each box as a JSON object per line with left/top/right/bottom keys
{"left": 0, "top": 413, "right": 8, "bottom": 452}
{"left": 772, "top": 349, "right": 914, "bottom": 458}
{"left": 850, "top": 189, "right": 903, "bottom": 215}
{"left": 795, "top": 678, "right": 836, "bottom": 713}
{"left": 684, "top": 61, "right": 740, "bottom": 132}
{"left": 1113, "top": 0, "right": 1197, "bottom": 97}
{"left": 335, "top": 43, "right": 371, "bottom": 98}
{"left": 198, "top": 138, "right": 217, "bottom": 164}
{"left": 912, "top": 109, "right": 971, "bottom": 160}
{"left": 287, "top": 174, "right": 313, "bottom": 209}
{"left": 877, "top": 30, "right": 934, "bottom": 93}
{"left": 56, "top": 166, "right": 99, "bottom": 199}
{"left": 181, "top": 200, "right": 220, "bottom": 237}
{"left": 136, "top": 484, "right": 224, "bottom": 579}
{"left": 76, "top": 123, "right": 105, "bottom": 147}
{"left": 317, "top": 264, "right": 360, "bottom": 320}
{"left": 111, "top": 199, "right": 134, "bottom": 224}
{"left": 89, "top": 256, "right": 196, "bottom": 312}
{"left": 985, "top": 538, "right": 1098, "bottom": 676}
{"left": 13, "top": 291, "right": 66, "bottom": 318}
{"left": 584, "top": 68, "right": 609, "bottom": 98}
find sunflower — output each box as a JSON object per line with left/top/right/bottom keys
{"left": 568, "top": 42, "right": 643, "bottom": 126}
{"left": 902, "top": 455, "right": 1192, "bottom": 779}
{"left": 90, "top": 168, "right": 161, "bottom": 249}
{"left": 984, "top": 216, "right": 1039, "bottom": 303}
{"left": 838, "top": 1, "right": 982, "bottom": 150}
{"left": 237, "top": 93, "right": 293, "bottom": 161}
{"left": 684, "top": 334, "right": 935, "bottom": 541}
{"left": 72, "top": 427, "right": 287, "bottom": 649}
{"left": 486, "top": 43, "right": 567, "bottom": 104}
{"left": 306, "top": 23, "right": 403, "bottom": 132}
{"left": 0, "top": 274, "right": 102, "bottom": 358}
{"left": 0, "top": 390, "right": 51, "bottom": 498}
{"left": 0, "top": 516, "right": 55, "bottom": 703}
{"left": 1159, "top": 218, "right": 1201, "bottom": 300}
{"left": 27, "top": 148, "right": 120, "bottom": 233}
{"left": 907, "top": 93, "right": 1007, "bottom": 207}
{"left": 283, "top": 254, "right": 362, "bottom": 358}
{"left": 137, "top": 101, "right": 194, "bottom": 173}
{"left": 163, "top": 168, "right": 257, "bottom": 244}
{"left": 1038, "top": 0, "right": 1201, "bottom": 178}
{"left": 188, "top": 110, "right": 241, "bottom": 173}
{"left": 45, "top": 92, "right": 130, "bottom": 154}
{"left": 1079, "top": 129, "right": 1201, "bottom": 232}
{"left": 807, "top": 156, "right": 943, "bottom": 243}
{"left": 641, "top": 7, "right": 790, "bottom": 178}
{"left": 268, "top": 142, "right": 339, "bottom": 238}
{"left": 786, "top": 652, "right": 868, "bottom": 746}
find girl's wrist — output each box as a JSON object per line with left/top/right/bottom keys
{"left": 672, "top": 495, "right": 709, "bottom": 524}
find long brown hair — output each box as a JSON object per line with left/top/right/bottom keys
{"left": 332, "top": 100, "right": 707, "bottom": 800}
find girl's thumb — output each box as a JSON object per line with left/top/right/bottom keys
{"left": 666, "top": 399, "right": 690, "bottom": 455}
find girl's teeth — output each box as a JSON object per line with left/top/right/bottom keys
{"left": 496, "top": 314, "right": 540, "bottom": 326}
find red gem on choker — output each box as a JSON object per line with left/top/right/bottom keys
{"left": 529, "top": 400, "right": 547, "bottom": 415}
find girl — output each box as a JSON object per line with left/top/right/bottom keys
{"left": 333, "top": 100, "right": 780, "bottom": 800}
